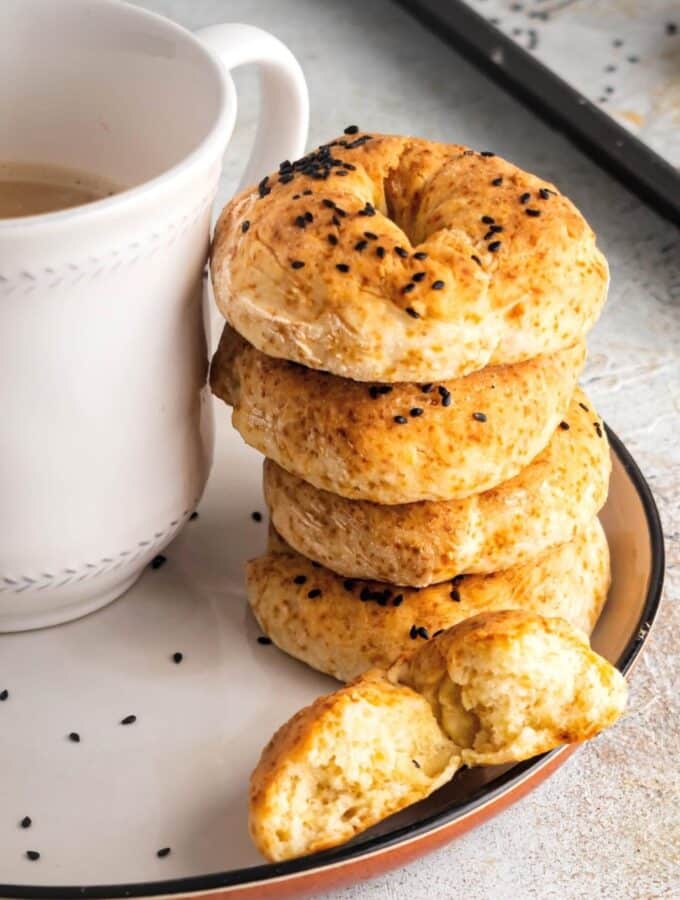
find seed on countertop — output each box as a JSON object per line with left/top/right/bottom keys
{"left": 251, "top": 511, "right": 263, "bottom": 522}
{"left": 120, "top": 715, "right": 137, "bottom": 725}
{"left": 257, "top": 636, "right": 272, "bottom": 645}
{"left": 172, "top": 652, "right": 183, "bottom": 664}
{"left": 151, "top": 554, "right": 166, "bottom": 570}
{"left": 21, "top": 817, "right": 32, "bottom": 829}
{"left": 26, "top": 851, "right": 40, "bottom": 861}
{"left": 189, "top": 511, "right": 199, "bottom": 521}
{"left": 344, "top": 125, "right": 359, "bottom": 134}
{"left": 68, "top": 732, "right": 80, "bottom": 742}
{"left": 0, "top": 689, "right": 8, "bottom": 701}
{"left": 157, "top": 847, "right": 171, "bottom": 858}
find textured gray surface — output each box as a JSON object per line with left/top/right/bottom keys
{"left": 135, "top": 2, "right": 679, "bottom": 897}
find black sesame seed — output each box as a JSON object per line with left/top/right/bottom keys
{"left": 291, "top": 260, "right": 305, "bottom": 269}
{"left": 68, "top": 732, "right": 80, "bottom": 742}
{"left": 481, "top": 151, "right": 495, "bottom": 157}
{"left": 410, "top": 408, "right": 424, "bottom": 417}
{"left": 363, "top": 231, "right": 378, "bottom": 240}
{"left": 412, "top": 271, "right": 426, "bottom": 282}
{"left": 343, "top": 579, "right": 356, "bottom": 592}
{"left": 307, "top": 588, "right": 322, "bottom": 599}
{"left": 376, "top": 246, "right": 386, "bottom": 258}
{"left": 525, "top": 208, "right": 541, "bottom": 217}
{"left": 251, "top": 511, "right": 263, "bottom": 522}
{"left": 21, "top": 817, "right": 32, "bottom": 829}
{"left": 450, "top": 589, "right": 461, "bottom": 602}
{"left": 344, "top": 125, "right": 359, "bottom": 135}
{"left": 393, "top": 594, "right": 404, "bottom": 607}
{"left": 26, "top": 851, "right": 40, "bottom": 861}
{"left": 394, "top": 415, "right": 408, "bottom": 425}
{"left": 488, "top": 241, "right": 502, "bottom": 252}
{"left": 327, "top": 234, "right": 338, "bottom": 245}
{"left": 336, "top": 263, "right": 350, "bottom": 273}
{"left": 559, "top": 421, "right": 570, "bottom": 430}
{"left": 417, "top": 626, "right": 430, "bottom": 639}
{"left": 405, "top": 307, "right": 420, "bottom": 319}
{"left": 472, "top": 412, "right": 487, "bottom": 422}
{"left": 241, "top": 220, "right": 250, "bottom": 234}
{"left": 157, "top": 847, "right": 171, "bottom": 858}
{"left": 172, "top": 652, "right": 183, "bottom": 664}
{"left": 409, "top": 625, "right": 418, "bottom": 640}
{"left": 120, "top": 715, "right": 137, "bottom": 725}
{"left": 322, "top": 198, "right": 335, "bottom": 209}
{"left": 402, "top": 282, "right": 416, "bottom": 294}
{"left": 294, "top": 215, "right": 306, "bottom": 228}
{"left": 354, "top": 240, "right": 368, "bottom": 251}
{"left": 413, "top": 251, "right": 428, "bottom": 260}
{"left": 491, "top": 176, "right": 503, "bottom": 186}
{"left": 421, "top": 383, "right": 434, "bottom": 393}
{"left": 471, "top": 254, "right": 482, "bottom": 266}
{"left": 481, "top": 215, "right": 495, "bottom": 224}
{"left": 257, "top": 636, "right": 272, "bottom": 645}
{"left": 431, "top": 280, "right": 445, "bottom": 290}
{"left": 394, "top": 246, "right": 408, "bottom": 258}
{"left": 294, "top": 574, "right": 308, "bottom": 585}
{"left": 0, "top": 689, "right": 8, "bottom": 701}
{"left": 189, "top": 511, "right": 199, "bottom": 521}
{"left": 412, "top": 759, "right": 421, "bottom": 768}
{"left": 151, "top": 554, "right": 166, "bottom": 570}
{"left": 519, "top": 192, "right": 531, "bottom": 204}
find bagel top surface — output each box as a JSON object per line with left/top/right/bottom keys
{"left": 211, "top": 132, "right": 608, "bottom": 382}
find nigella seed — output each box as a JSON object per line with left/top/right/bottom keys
{"left": 473, "top": 412, "right": 487, "bottom": 422}
{"left": 413, "top": 251, "right": 428, "bottom": 260}
{"left": 26, "top": 851, "right": 40, "bottom": 861}
{"left": 322, "top": 198, "right": 336, "bottom": 209}
{"left": 405, "top": 307, "right": 420, "bottom": 318}
{"left": 394, "top": 246, "right": 408, "bottom": 258}
{"left": 304, "top": 211, "right": 314, "bottom": 222}
{"left": 68, "top": 732, "right": 80, "bottom": 742}
{"left": 450, "top": 589, "right": 461, "bottom": 602}
{"left": 279, "top": 173, "right": 293, "bottom": 184}
{"left": 376, "top": 246, "right": 386, "bottom": 258}
{"left": 344, "top": 125, "right": 359, "bottom": 134}
{"left": 336, "top": 263, "right": 350, "bottom": 273}
{"left": 483, "top": 230, "right": 496, "bottom": 241}
{"left": 251, "top": 511, "right": 263, "bottom": 522}
{"left": 393, "top": 594, "right": 404, "bottom": 607}
{"left": 431, "top": 280, "right": 445, "bottom": 290}
{"left": 294, "top": 215, "right": 306, "bottom": 228}
{"left": 332, "top": 215, "right": 341, "bottom": 226}
{"left": 412, "top": 272, "right": 426, "bottom": 282}
{"left": 327, "top": 234, "right": 338, "bottom": 245}
{"left": 342, "top": 162, "right": 357, "bottom": 171}
{"left": 394, "top": 415, "right": 408, "bottom": 425}
{"left": 335, "top": 207, "right": 348, "bottom": 218}
{"left": 525, "top": 208, "right": 541, "bottom": 217}
{"left": 519, "top": 192, "right": 531, "bottom": 204}
{"left": 241, "top": 220, "right": 250, "bottom": 233}
{"left": 421, "top": 383, "right": 434, "bottom": 393}
{"left": 157, "top": 848, "right": 171, "bottom": 858}
{"left": 559, "top": 421, "right": 570, "bottom": 430}
{"left": 172, "top": 652, "right": 183, "bottom": 664}
{"left": 291, "top": 260, "right": 305, "bottom": 269}
{"left": 354, "top": 240, "right": 368, "bottom": 251}
{"left": 343, "top": 579, "right": 356, "bottom": 592}
{"left": 303, "top": 189, "right": 313, "bottom": 196}
{"left": 539, "top": 188, "right": 552, "bottom": 199}
{"left": 481, "top": 215, "right": 495, "bottom": 224}
{"left": 120, "top": 715, "right": 137, "bottom": 725}
{"left": 0, "top": 689, "right": 8, "bottom": 701}
{"left": 21, "top": 817, "right": 32, "bottom": 829}
{"left": 489, "top": 224, "right": 504, "bottom": 233}
{"left": 488, "top": 241, "right": 502, "bottom": 252}
{"left": 417, "top": 626, "right": 429, "bottom": 639}
{"left": 402, "top": 283, "right": 416, "bottom": 294}
{"left": 189, "top": 511, "right": 199, "bottom": 521}
{"left": 409, "top": 625, "right": 418, "bottom": 640}
{"left": 151, "top": 554, "right": 166, "bottom": 570}
{"left": 452, "top": 574, "right": 465, "bottom": 585}
{"left": 440, "top": 391, "right": 452, "bottom": 408}
{"left": 294, "top": 574, "right": 307, "bottom": 585}
{"left": 491, "top": 176, "right": 503, "bottom": 186}
{"left": 410, "top": 408, "right": 424, "bottom": 417}
{"left": 481, "top": 151, "right": 495, "bottom": 157}
{"left": 257, "top": 636, "right": 272, "bottom": 645}
{"left": 307, "top": 588, "right": 322, "bottom": 599}
{"left": 363, "top": 231, "right": 378, "bottom": 240}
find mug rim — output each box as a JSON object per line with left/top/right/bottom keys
{"left": 0, "top": 0, "right": 236, "bottom": 232}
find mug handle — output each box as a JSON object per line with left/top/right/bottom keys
{"left": 196, "top": 24, "right": 309, "bottom": 190}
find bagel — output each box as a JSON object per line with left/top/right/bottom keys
{"left": 211, "top": 133, "right": 608, "bottom": 383}
{"left": 264, "top": 389, "right": 610, "bottom": 584}
{"left": 246, "top": 517, "right": 610, "bottom": 682}
{"left": 211, "top": 326, "right": 585, "bottom": 504}
{"left": 249, "top": 610, "right": 627, "bottom": 861}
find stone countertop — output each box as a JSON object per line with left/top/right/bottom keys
{"left": 136, "top": 2, "right": 679, "bottom": 897}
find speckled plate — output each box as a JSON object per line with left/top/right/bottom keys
{"left": 0, "top": 410, "right": 663, "bottom": 900}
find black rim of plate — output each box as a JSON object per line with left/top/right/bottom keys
{"left": 1, "top": 425, "right": 665, "bottom": 900}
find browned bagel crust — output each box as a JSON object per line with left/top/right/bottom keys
{"left": 211, "top": 133, "right": 608, "bottom": 382}
{"left": 211, "top": 326, "right": 585, "bottom": 504}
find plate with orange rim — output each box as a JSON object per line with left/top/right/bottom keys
{"left": 0, "top": 409, "right": 664, "bottom": 900}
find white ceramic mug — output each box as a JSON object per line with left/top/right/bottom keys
{"left": 0, "top": 0, "right": 308, "bottom": 632}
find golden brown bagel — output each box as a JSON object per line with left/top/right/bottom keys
{"left": 211, "top": 325, "right": 585, "bottom": 503}
{"left": 246, "top": 518, "right": 610, "bottom": 682}
{"left": 264, "top": 389, "right": 610, "bottom": 584}
{"left": 212, "top": 133, "right": 608, "bottom": 382}
{"left": 249, "top": 610, "right": 627, "bottom": 861}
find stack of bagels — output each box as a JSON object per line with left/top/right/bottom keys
{"left": 210, "top": 131, "right": 612, "bottom": 683}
